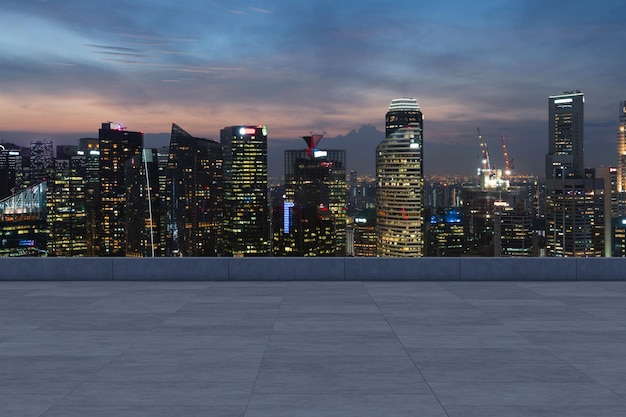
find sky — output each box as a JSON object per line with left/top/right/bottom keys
{"left": 1, "top": 0, "right": 625, "bottom": 177}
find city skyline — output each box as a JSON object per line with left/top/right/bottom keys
{"left": 1, "top": 0, "right": 626, "bottom": 176}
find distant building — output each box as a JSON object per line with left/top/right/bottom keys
{"left": 352, "top": 208, "right": 377, "bottom": 257}
{"left": 97, "top": 122, "right": 143, "bottom": 256}
{"left": 125, "top": 149, "right": 163, "bottom": 257}
{"left": 385, "top": 97, "right": 423, "bottom": 137}
{"left": 618, "top": 101, "right": 626, "bottom": 195}
{"left": 544, "top": 92, "right": 605, "bottom": 257}
{"left": 427, "top": 208, "right": 464, "bottom": 256}
{"left": 273, "top": 135, "right": 346, "bottom": 256}
{"left": 78, "top": 138, "right": 100, "bottom": 256}
{"left": 166, "top": 124, "right": 223, "bottom": 257}
{"left": 545, "top": 91, "right": 585, "bottom": 180}
{"left": 220, "top": 125, "right": 270, "bottom": 257}
{"left": 46, "top": 148, "right": 87, "bottom": 256}
{"left": 0, "top": 144, "right": 23, "bottom": 200}
{"left": 28, "top": 140, "right": 54, "bottom": 186}
{"left": 0, "top": 182, "right": 47, "bottom": 257}
{"left": 377, "top": 107, "right": 424, "bottom": 257}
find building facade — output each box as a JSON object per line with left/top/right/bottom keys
{"left": 97, "top": 122, "right": 143, "bottom": 256}
{"left": 220, "top": 125, "right": 270, "bottom": 257}
{"left": 166, "top": 124, "right": 223, "bottom": 257}
{"left": 274, "top": 136, "right": 346, "bottom": 256}
{"left": 376, "top": 125, "right": 424, "bottom": 257}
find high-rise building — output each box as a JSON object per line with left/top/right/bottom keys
{"left": 46, "top": 147, "right": 87, "bottom": 256}
{"left": 376, "top": 123, "right": 424, "bottom": 257}
{"left": 545, "top": 92, "right": 605, "bottom": 256}
{"left": 220, "top": 125, "right": 270, "bottom": 257}
{"left": 352, "top": 208, "right": 377, "bottom": 257}
{"left": 166, "top": 124, "right": 223, "bottom": 257}
{"left": 426, "top": 208, "right": 464, "bottom": 257}
{"left": 618, "top": 102, "right": 626, "bottom": 194}
{"left": 385, "top": 97, "right": 423, "bottom": 137}
{"left": 78, "top": 138, "right": 100, "bottom": 256}
{"left": 0, "top": 144, "right": 23, "bottom": 200}
{"left": 545, "top": 91, "right": 585, "bottom": 180}
{"left": 28, "top": 140, "right": 54, "bottom": 186}
{"left": 273, "top": 135, "right": 346, "bottom": 256}
{"left": 97, "top": 122, "right": 143, "bottom": 256}
{"left": 125, "top": 149, "right": 163, "bottom": 257}
{"left": 0, "top": 182, "right": 47, "bottom": 257}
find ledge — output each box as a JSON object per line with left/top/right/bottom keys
{"left": 1, "top": 257, "right": 625, "bottom": 280}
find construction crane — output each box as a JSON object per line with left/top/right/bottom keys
{"left": 476, "top": 127, "right": 491, "bottom": 172}
{"left": 500, "top": 135, "right": 514, "bottom": 175}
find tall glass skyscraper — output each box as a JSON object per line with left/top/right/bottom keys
{"left": 97, "top": 122, "right": 143, "bottom": 256}
{"left": 166, "top": 124, "right": 223, "bottom": 257}
{"left": 545, "top": 91, "right": 585, "bottom": 180}
{"left": 220, "top": 125, "right": 270, "bottom": 257}
{"left": 545, "top": 92, "right": 605, "bottom": 257}
{"left": 385, "top": 97, "right": 423, "bottom": 137}
{"left": 377, "top": 98, "right": 424, "bottom": 257}
{"left": 274, "top": 136, "right": 346, "bottom": 256}
{"left": 618, "top": 101, "right": 626, "bottom": 193}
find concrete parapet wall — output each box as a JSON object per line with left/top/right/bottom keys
{"left": 0, "top": 257, "right": 625, "bottom": 281}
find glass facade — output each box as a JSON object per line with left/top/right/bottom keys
{"left": 97, "top": 122, "right": 143, "bottom": 256}
{"left": 376, "top": 125, "right": 424, "bottom": 257}
{"left": 274, "top": 146, "right": 346, "bottom": 256}
{"left": 166, "top": 124, "right": 223, "bottom": 257}
{"left": 220, "top": 125, "right": 270, "bottom": 257}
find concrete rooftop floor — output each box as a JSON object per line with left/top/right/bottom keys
{"left": 2, "top": 280, "right": 626, "bottom": 417}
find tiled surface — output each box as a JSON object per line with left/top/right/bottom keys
{"left": 1, "top": 281, "right": 626, "bottom": 416}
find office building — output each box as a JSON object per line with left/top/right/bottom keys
{"left": 125, "top": 149, "right": 163, "bottom": 257}
{"left": 618, "top": 102, "right": 626, "bottom": 194}
{"left": 273, "top": 135, "right": 346, "bottom": 256}
{"left": 220, "top": 125, "right": 270, "bottom": 256}
{"left": 352, "top": 208, "right": 377, "bottom": 257}
{"left": 28, "top": 140, "right": 54, "bottom": 186}
{"left": 166, "top": 124, "right": 223, "bottom": 257}
{"left": 385, "top": 97, "right": 423, "bottom": 137}
{"left": 427, "top": 208, "right": 464, "bottom": 256}
{"left": 0, "top": 144, "right": 23, "bottom": 200}
{"left": 97, "top": 122, "right": 143, "bottom": 256}
{"left": 46, "top": 148, "right": 87, "bottom": 256}
{"left": 545, "top": 91, "right": 585, "bottom": 180}
{"left": 0, "top": 182, "right": 47, "bottom": 256}
{"left": 376, "top": 122, "right": 424, "bottom": 257}
{"left": 78, "top": 138, "right": 100, "bottom": 256}
{"left": 545, "top": 92, "right": 605, "bottom": 256}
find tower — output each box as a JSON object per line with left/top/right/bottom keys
{"left": 220, "top": 125, "right": 270, "bottom": 257}
{"left": 166, "top": 124, "right": 223, "bottom": 257}
{"left": 545, "top": 91, "right": 584, "bottom": 180}
{"left": 545, "top": 92, "right": 605, "bottom": 256}
{"left": 97, "top": 122, "right": 143, "bottom": 256}
{"left": 385, "top": 97, "right": 423, "bottom": 137}
{"left": 376, "top": 120, "right": 424, "bottom": 257}
{"left": 274, "top": 135, "right": 346, "bottom": 256}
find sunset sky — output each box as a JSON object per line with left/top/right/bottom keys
{"left": 1, "top": 0, "right": 625, "bottom": 175}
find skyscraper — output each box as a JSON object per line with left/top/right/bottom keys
{"left": 376, "top": 113, "right": 424, "bottom": 257}
{"left": 46, "top": 147, "right": 87, "bottom": 256}
{"left": 618, "top": 101, "right": 626, "bottom": 194}
{"left": 545, "top": 92, "right": 605, "bottom": 256}
{"left": 385, "top": 97, "right": 423, "bottom": 137}
{"left": 97, "top": 122, "right": 143, "bottom": 256}
{"left": 545, "top": 91, "right": 585, "bottom": 180}
{"left": 274, "top": 135, "right": 346, "bottom": 256}
{"left": 166, "top": 124, "right": 223, "bottom": 257}
{"left": 125, "top": 149, "right": 162, "bottom": 257}
{"left": 220, "top": 125, "right": 270, "bottom": 257}
{"left": 28, "top": 140, "right": 54, "bottom": 186}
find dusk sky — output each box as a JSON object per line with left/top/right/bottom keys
{"left": 1, "top": 0, "right": 625, "bottom": 176}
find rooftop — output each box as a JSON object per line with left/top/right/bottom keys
{"left": 2, "top": 280, "right": 626, "bottom": 416}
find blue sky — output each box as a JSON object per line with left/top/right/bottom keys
{"left": 1, "top": 0, "right": 625, "bottom": 175}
